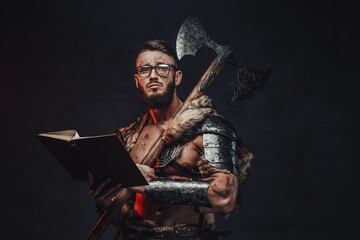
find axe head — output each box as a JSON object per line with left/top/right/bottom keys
{"left": 230, "top": 63, "right": 272, "bottom": 101}
{"left": 176, "top": 14, "right": 271, "bottom": 101}
{"left": 176, "top": 13, "right": 218, "bottom": 61}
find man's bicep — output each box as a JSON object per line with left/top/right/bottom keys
{"left": 192, "top": 134, "right": 204, "bottom": 153}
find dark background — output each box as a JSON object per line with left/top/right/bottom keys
{"left": 1, "top": 0, "right": 359, "bottom": 239}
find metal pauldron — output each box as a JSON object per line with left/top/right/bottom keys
{"left": 144, "top": 177, "right": 212, "bottom": 208}
{"left": 200, "top": 116, "right": 241, "bottom": 176}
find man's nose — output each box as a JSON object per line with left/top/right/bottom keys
{"left": 149, "top": 68, "right": 158, "bottom": 79}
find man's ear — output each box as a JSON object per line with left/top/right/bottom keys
{"left": 175, "top": 70, "right": 182, "bottom": 87}
{"left": 134, "top": 75, "right": 139, "bottom": 89}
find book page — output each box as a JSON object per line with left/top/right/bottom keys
{"left": 38, "top": 130, "right": 79, "bottom": 141}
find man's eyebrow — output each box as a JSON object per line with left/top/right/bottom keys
{"left": 137, "top": 61, "right": 169, "bottom": 67}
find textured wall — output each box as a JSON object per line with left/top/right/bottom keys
{"left": 1, "top": 0, "right": 359, "bottom": 239}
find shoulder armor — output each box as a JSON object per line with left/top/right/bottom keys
{"left": 198, "top": 116, "right": 240, "bottom": 176}
{"left": 199, "top": 116, "right": 238, "bottom": 139}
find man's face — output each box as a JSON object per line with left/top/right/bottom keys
{"left": 134, "top": 50, "right": 182, "bottom": 109}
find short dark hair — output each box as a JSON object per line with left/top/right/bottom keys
{"left": 137, "top": 40, "right": 178, "bottom": 67}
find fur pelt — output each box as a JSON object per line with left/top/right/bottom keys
{"left": 115, "top": 94, "right": 253, "bottom": 175}
{"left": 116, "top": 95, "right": 217, "bottom": 152}
{"left": 161, "top": 95, "right": 218, "bottom": 143}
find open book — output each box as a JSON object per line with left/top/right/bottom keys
{"left": 37, "top": 130, "right": 148, "bottom": 188}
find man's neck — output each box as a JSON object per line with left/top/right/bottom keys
{"left": 149, "top": 92, "right": 183, "bottom": 124}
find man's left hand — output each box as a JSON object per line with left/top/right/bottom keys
{"left": 129, "top": 164, "right": 156, "bottom": 193}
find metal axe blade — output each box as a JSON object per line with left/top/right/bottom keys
{"left": 176, "top": 13, "right": 271, "bottom": 101}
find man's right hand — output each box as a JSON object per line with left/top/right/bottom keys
{"left": 88, "top": 171, "right": 123, "bottom": 211}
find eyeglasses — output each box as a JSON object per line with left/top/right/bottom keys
{"left": 135, "top": 64, "right": 178, "bottom": 78}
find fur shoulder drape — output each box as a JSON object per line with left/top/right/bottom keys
{"left": 114, "top": 94, "right": 253, "bottom": 175}
{"left": 161, "top": 95, "right": 218, "bottom": 143}
{"left": 115, "top": 95, "right": 217, "bottom": 152}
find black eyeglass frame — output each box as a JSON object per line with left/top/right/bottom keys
{"left": 135, "top": 64, "right": 179, "bottom": 78}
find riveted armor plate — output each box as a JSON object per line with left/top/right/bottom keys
{"left": 199, "top": 116, "right": 240, "bottom": 176}
{"left": 144, "top": 177, "right": 212, "bottom": 208}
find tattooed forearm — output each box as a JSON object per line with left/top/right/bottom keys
{"left": 226, "top": 176, "right": 235, "bottom": 190}
{"left": 211, "top": 175, "right": 236, "bottom": 198}
{"left": 212, "top": 182, "right": 229, "bottom": 198}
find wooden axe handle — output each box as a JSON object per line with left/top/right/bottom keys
{"left": 86, "top": 56, "right": 222, "bottom": 240}
{"left": 86, "top": 189, "right": 132, "bottom": 240}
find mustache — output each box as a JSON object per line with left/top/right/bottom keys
{"left": 146, "top": 81, "right": 163, "bottom": 88}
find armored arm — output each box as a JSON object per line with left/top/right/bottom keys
{"left": 142, "top": 116, "right": 242, "bottom": 213}
{"left": 197, "top": 116, "right": 240, "bottom": 213}
{"left": 200, "top": 116, "right": 241, "bottom": 176}
{"left": 144, "top": 178, "right": 212, "bottom": 209}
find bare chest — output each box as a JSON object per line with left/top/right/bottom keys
{"left": 159, "top": 140, "right": 202, "bottom": 178}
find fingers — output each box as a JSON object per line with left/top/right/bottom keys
{"left": 97, "top": 185, "right": 123, "bottom": 209}
{"left": 89, "top": 177, "right": 124, "bottom": 210}
{"left": 128, "top": 185, "right": 145, "bottom": 194}
{"left": 136, "top": 164, "right": 155, "bottom": 181}
{"left": 110, "top": 187, "right": 123, "bottom": 203}
{"left": 136, "top": 164, "right": 150, "bottom": 172}
{"left": 97, "top": 182, "right": 122, "bottom": 201}
{"left": 148, "top": 167, "right": 156, "bottom": 178}
{"left": 91, "top": 178, "right": 111, "bottom": 198}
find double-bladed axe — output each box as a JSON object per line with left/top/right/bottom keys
{"left": 86, "top": 13, "right": 271, "bottom": 240}
{"left": 177, "top": 13, "right": 271, "bottom": 101}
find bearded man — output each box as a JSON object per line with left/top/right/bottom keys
{"left": 89, "top": 40, "right": 252, "bottom": 240}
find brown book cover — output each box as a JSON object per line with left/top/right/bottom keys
{"left": 37, "top": 130, "right": 148, "bottom": 188}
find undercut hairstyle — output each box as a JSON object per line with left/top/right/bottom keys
{"left": 137, "top": 40, "right": 179, "bottom": 67}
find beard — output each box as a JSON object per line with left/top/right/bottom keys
{"left": 138, "top": 79, "right": 176, "bottom": 109}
